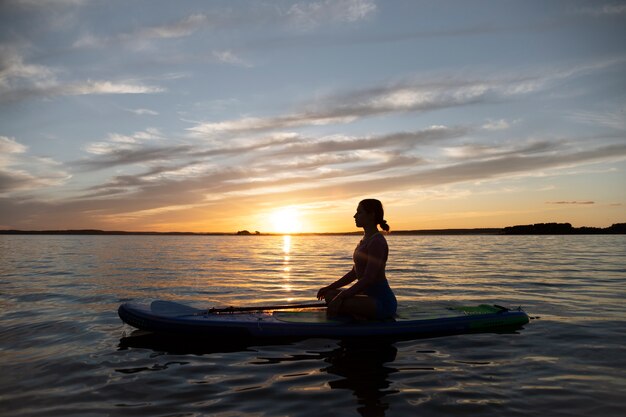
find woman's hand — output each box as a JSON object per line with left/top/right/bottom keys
{"left": 317, "top": 286, "right": 330, "bottom": 300}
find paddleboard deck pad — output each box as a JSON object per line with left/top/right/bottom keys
{"left": 118, "top": 300, "right": 530, "bottom": 339}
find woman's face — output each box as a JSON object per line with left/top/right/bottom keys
{"left": 354, "top": 204, "right": 374, "bottom": 228}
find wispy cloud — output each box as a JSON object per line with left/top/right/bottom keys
{"left": 72, "top": 2, "right": 376, "bottom": 52}
{"left": 546, "top": 201, "right": 595, "bottom": 205}
{"left": 0, "top": 136, "right": 69, "bottom": 194}
{"left": 187, "top": 58, "right": 626, "bottom": 139}
{"left": 0, "top": 45, "right": 56, "bottom": 90}
{"left": 2, "top": 132, "right": 625, "bottom": 229}
{"left": 286, "top": 0, "right": 376, "bottom": 29}
{"left": 69, "top": 129, "right": 626, "bottom": 211}
{"left": 482, "top": 119, "right": 514, "bottom": 131}
{"left": 85, "top": 128, "right": 165, "bottom": 152}
{"left": 73, "top": 13, "right": 210, "bottom": 49}
{"left": 186, "top": 80, "right": 491, "bottom": 137}
{"left": 269, "top": 126, "right": 468, "bottom": 157}
{"left": 0, "top": 47, "right": 164, "bottom": 104}
{"left": 6, "top": 0, "right": 86, "bottom": 7}
{"left": 65, "top": 80, "right": 164, "bottom": 95}
{"left": 212, "top": 50, "right": 253, "bottom": 67}
{"left": 0, "top": 46, "right": 164, "bottom": 103}
{"left": 76, "top": 129, "right": 190, "bottom": 171}
{"left": 0, "top": 135, "right": 27, "bottom": 157}
{"left": 443, "top": 140, "right": 559, "bottom": 160}
{"left": 75, "top": 145, "right": 193, "bottom": 171}
{"left": 575, "top": 4, "right": 626, "bottom": 16}
{"left": 567, "top": 110, "right": 626, "bottom": 130}
{"left": 186, "top": 73, "right": 564, "bottom": 137}
{"left": 241, "top": 142, "right": 626, "bottom": 205}
{"left": 125, "top": 108, "right": 159, "bottom": 116}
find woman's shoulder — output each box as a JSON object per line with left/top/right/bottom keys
{"left": 369, "top": 232, "right": 388, "bottom": 248}
{"left": 374, "top": 231, "right": 388, "bottom": 241}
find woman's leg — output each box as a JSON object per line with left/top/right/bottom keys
{"left": 324, "top": 290, "right": 378, "bottom": 320}
{"left": 338, "top": 295, "right": 378, "bottom": 320}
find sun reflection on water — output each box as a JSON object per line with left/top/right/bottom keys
{"left": 282, "top": 235, "right": 292, "bottom": 296}
{"left": 282, "top": 235, "right": 291, "bottom": 254}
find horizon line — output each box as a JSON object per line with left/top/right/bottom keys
{"left": 1, "top": 222, "right": 624, "bottom": 236}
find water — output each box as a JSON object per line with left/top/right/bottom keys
{"left": 1, "top": 234, "right": 625, "bottom": 416}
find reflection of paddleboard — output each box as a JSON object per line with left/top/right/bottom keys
{"left": 118, "top": 300, "right": 529, "bottom": 339}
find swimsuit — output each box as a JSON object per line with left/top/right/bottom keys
{"left": 353, "top": 233, "right": 397, "bottom": 319}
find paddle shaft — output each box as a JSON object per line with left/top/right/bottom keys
{"left": 196, "top": 302, "right": 327, "bottom": 315}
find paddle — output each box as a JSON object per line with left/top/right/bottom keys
{"left": 150, "top": 300, "right": 326, "bottom": 317}
{"left": 200, "top": 302, "right": 327, "bottom": 315}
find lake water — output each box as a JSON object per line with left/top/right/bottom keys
{"left": 1, "top": 234, "right": 625, "bottom": 416}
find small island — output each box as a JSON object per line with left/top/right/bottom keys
{"left": 502, "top": 222, "right": 626, "bottom": 235}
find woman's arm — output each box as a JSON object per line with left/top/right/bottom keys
{"left": 317, "top": 268, "right": 356, "bottom": 299}
{"left": 329, "top": 268, "right": 357, "bottom": 289}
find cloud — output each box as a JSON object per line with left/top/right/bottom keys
{"left": 1, "top": 76, "right": 164, "bottom": 104}
{"left": 567, "top": 110, "right": 626, "bottom": 130}
{"left": 234, "top": 142, "right": 626, "bottom": 207}
{"left": 0, "top": 45, "right": 56, "bottom": 90}
{"left": 79, "top": 132, "right": 626, "bottom": 205}
{"left": 0, "top": 46, "right": 163, "bottom": 102}
{"left": 443, "top": 140, "right": 559, "bottom": 160}
{"left": 84, "top": 128, "right": 165, "bottom": 153}
{"left": 74, "top": 144, "right": 193, "bottom": 171}
{"left": 286, "top": 0, "right": 376, "bottom": 29}
{"left": 212, "top": 50, "right": 253, "bottom": 67}
{"left": 482, "top": 119, "right": 513, "bottom": 131}
{"left": 126, "top": 108, "right": 159, "bottom": 116}
{"left": 0, "top": 46, "right": 164, "bottom": 103}
{"left": 575, "top": 4, "right": 626, "bottom": 16}
{"left": 0, "top": 135, "right": 27, "bottom": 156}
{"left": 187, "top": 75, "right": 550, "bottom": 137}
{"left": 3, "top": 132, "right": 625, "bottom": 229}
{"left": 546, "top": 201, "right": 595, "bottom": 205}
{"left": 72, "top": 3, "right": 377, "bottom": 52}
{"left": 135, "top": 13, "right": 209, "bottom": 39}
{"left": 188, "top": 59, "right": 626, "bottom": 138}
{"left": 64, "top": 80, "right": 164, "bottom": 95}
{"left": 269, "top": 126, "right": 468, "bottom": 157}
{"left": 0, "top": 136, "right": 69, "bottom": 194}
{"left": 73, "top": 13, "right": 210, "bottom": 49}
{"left": 77, "top": 131, "right": 301, "bottom": 174}
{"left": 77, "top": 128, "right": 191, "bottom": 172}
{"left": 0, "top": 170, "right": 36, "bottom": 194}
{"left": 5, "top": 0, "right": 85, "bottom": 7}
{"left": 71, "top": 113, "right": 626, "bottom": 211}
{"left": 195, "top": 133, "right": 302, "bottom": 157}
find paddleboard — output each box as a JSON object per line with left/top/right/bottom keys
{"left": 118, "top": 300, "right": 530, "bottom": 339}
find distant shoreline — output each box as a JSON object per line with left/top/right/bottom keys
{"left": 1, "top": 223, "right": 624, "bottom": 236}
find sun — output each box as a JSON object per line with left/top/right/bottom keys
{"left": 270, "top": 207, "right": 302, "bottom": 234}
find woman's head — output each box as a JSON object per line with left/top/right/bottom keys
{"left": 357, "top": 199, "right": 390, "bottom": 232}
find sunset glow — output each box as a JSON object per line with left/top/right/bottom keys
{"left": 270, "top": 208, "right": 303, "bottom": 235}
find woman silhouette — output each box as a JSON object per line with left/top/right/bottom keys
{"left": 317, "top": 199, "right": 397, "bottom": 320}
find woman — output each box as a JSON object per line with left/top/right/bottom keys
{"left": 317, "top": 199, "right": 397, "bottom": 320}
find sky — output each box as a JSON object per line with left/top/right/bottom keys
{"left": 1, "top": 0, "right": 625, "bottom": 233}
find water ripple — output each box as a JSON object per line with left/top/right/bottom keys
{"left": 1, "top": 234, "right": 625, "bottom": 416}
